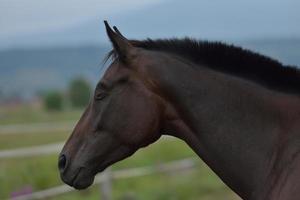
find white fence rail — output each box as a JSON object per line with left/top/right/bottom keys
{"left": 0, "top": 142, "right": 63, "bottom": 159}
{"left": 11, "top": 158, "right": 196, "bottom": 200}
{"left": 0, "top": 121, "right": 75, "bottom": 135}
{"left": 0, "top": 136, "right": 174, "bottom": 159}
{"left": 0, "top": 122, "right": 186, "bottom": 200}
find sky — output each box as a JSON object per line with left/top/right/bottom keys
{"left": 0, "top": 0, "right": 299, "bottom": 98}
{"left": 0, "top": 0, "right": 163, "bottom": 37}
{"left": 0, "top": 0, "right": 299, "bottom": 49}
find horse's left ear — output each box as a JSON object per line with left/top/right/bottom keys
{"left": 104, "top": 21, "right": 133, "bottom": 62}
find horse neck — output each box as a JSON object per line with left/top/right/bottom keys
{"left": 142, "top": 53, "right": 300, "bottom": 199}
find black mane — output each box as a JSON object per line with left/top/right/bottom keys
{"left": 109, "top": 38, "right": 300, "bottom": 95}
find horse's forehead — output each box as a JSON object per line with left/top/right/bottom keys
{"left": 102, "top": 61, "right": 126, "bottom": 80}
{"left": 102, "top": 50, "right": 154, "bottom": 81}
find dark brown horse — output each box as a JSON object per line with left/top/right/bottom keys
{"left": 59, "top": 21, "right": 300, "bottom": 200}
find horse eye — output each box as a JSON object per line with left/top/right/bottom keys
{"left": 118, "top": 77, "right": 128, "bottom": 84}
{"left": 95, "top": 92, "right": 107, "bottom": 100}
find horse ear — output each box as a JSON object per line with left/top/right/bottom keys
{"left": 113, "top": 26, "right": 126, "bottom": 38}
{"left": 104, "top": 21, "right": 133, "bottom": 62}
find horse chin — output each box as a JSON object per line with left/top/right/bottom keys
{"left": 71, "top": 146, "right": 136, "bottom": 190}
{"left": 71, "top": 168, "right": 95, "bottom": 190}
{"left": 72, "top": 162, "right": 110, "bottom": 189}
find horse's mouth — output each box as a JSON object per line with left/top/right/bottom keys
{"left": 69, "top": 167, "right": 95, "bottom": 190}
{"left": 70, "top": 168, "right": 82, "bottom": 187}
{"left": 62, "top": 158, "right": 112, "bottom": 190}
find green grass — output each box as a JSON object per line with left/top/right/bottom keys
{"left": 0, "top": 107, "right": 82, "bottom": 125}
{"left": 51, "top": 168, "right": 238, "bottom": 200}
{"left": 0, "top": 138, "right": 238, "bottom": 199}
{"left": 0, "top": 107, "right": 239, "bottom": 199}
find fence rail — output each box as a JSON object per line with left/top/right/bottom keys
{"left": 1, "top": 122, "right": 186, "bottom": 200}
{"left": 0, "top": 136, "right": 174, "bottom": 159}
{"left": 0, "top": 121, "right": 75, "bottom": 135}
{"left": 0, "top": 142, "right": 63, "bottom": 159}
{"left": 11, "top": 158, "right": 197, "bottom": 200}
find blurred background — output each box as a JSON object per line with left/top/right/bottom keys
{"left": 0, "top": 0, "right": 299, "bottom": 199}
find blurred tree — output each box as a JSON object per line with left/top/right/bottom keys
{"left": 69, "top": 78, "right": 91, "bottom": 108}
{"left": 43, "top": 91, "right": 63, "bottom": 111}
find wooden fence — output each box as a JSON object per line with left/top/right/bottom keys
{"left": 11, "top": 158, "right": 197, "bottom": 200}
{"left": 0, "top": 121, "right": 74, "bottom": 135}
{"left": 0, "top": 126, "right": 195, "bottom": 200}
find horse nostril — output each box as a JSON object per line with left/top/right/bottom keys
{"left": 58, "top": 154, "right": 67, "bottom": 173}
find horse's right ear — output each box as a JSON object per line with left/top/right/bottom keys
{"left": 104, "top": 21, "right": 133, "bottom": 62}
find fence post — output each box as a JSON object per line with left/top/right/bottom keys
{"left": 100, "top": 167, "right": 112, "bottom": 200}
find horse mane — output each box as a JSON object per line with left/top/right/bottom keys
{"left": 107, "top": 37, "right": 300, "bottom": 95}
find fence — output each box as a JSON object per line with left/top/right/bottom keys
{"left": 0, "top": 124, "right": 196, "bottom": 200}
{"left": 0, "top": 121, "right": 74, "bottom": 135}
{"left": 11, "top": 158, "right": 197, "bottom": 200}
{"left": 0, "top": 136, "right": 174, "bottom": 159}
{"left": 0, "top": 142, "right": 63, "bottom": 159}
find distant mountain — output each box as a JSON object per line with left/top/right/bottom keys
{"left": 0, "top": 46, "right": 110, "bottom": 98}
{"left": 0, "top": 39, "right": 299, "bottom": 100}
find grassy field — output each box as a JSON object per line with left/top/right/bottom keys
{"left": 0, "top": 108, "right": 239, "bottom": 200}
{"left": 0, "top": 106, "right": 82, "bottom": 125}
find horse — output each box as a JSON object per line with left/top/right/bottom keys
{"left": 58, "top": 21, "right": 300, "bottom": 200}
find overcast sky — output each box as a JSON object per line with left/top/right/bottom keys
{"left": 0, "top": 0, "right": 299, "bottom": 49}
{"left": 0, "top": 0, "right": 164, "bottom": 37}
